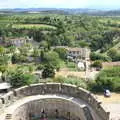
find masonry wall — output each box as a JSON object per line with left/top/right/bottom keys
{"left": 0, "top": 83, "right": 110, "bottom": 120}
{"left": 12, "top": 98, "right": 86, "bottom": 120}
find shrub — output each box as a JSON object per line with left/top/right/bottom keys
{"left": 90, "top": 52, "right": 111, "bottom": 61}
{"left": 91, "top": 60, "right": 102, "bottom": 69}
{"left": 9, "top": 69, "right": 36, "bottom": 88}
{"left": 54, "top": 48, "right": 67, "bottom": 61}
{"left": 37, "top": 64, "right": 44, "bottom": 70}
{"left": 0, "top": 65, "right": 8, "bottom": 73}
{"left": 42, "top": 51, "right": 61, "bottom": 70}
{"left": 53, "top": 76, "right": 87, "bottom": 89}
{"left": 12, "top": 54, "right": 27, "bottom": 64}
{"left": 107, "top": 48, "right": 120, "bottom": 61}
{"left": 90, "top": 67, "right": 120, "bottom": 92}
{"left": 42, "top": 64, "right": 55, "bottom": 78}
{"left": 53, "top": 76, "right": 65, "bottom": 83}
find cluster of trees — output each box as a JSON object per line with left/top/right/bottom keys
{"left": 90, "top": 52, "right": 111, "bottom": 61}
{"left": 1, "top": 14, "right": 120, "bottom": 52}
{"left": 107, "top": 48, "right": 120, "bottom": 61}
{"left": 89, "top": 67, "right": 120, "bottom": 92}
{"left": 40, "top": 48, "right": 67, "bottom": 78}
{"left": 0, "top": 13, "right": 120, "bottom": 91}
{"left": 0, "top": 46, "right": 11, "bottom": 73}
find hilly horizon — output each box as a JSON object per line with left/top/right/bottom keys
{"left": 1, "top": 8, "right": 120, "bottom": 16}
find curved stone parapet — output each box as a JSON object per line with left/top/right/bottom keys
{"left": 0, "top": 83, "right": 110, "bottom": 120}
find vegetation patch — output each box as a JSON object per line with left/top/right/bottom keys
{"left": 12, "top": 24, "right": 56, "bottom": 30}
{"left": 89, "top": 67, "right": 120, "bottom": 92}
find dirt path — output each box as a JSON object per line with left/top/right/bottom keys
{"left": 96, "top": 93, "right": 120, "bottom": 103}
{"left": 56, "top": 68, "right": 99, "bottom": 80}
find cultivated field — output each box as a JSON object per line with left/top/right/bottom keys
{"left": 12, "top": 24, "right": 56, "bottom": 30}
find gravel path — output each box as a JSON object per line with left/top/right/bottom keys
{"left": 96, "top": 93, "right": 120, "bottom": 120}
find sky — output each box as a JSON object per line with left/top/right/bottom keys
{"left": 0, "top": 0, "right": 120, "bottom": 9}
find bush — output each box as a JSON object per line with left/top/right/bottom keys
{"left": 0, "top": 55, "right": 10, "bottom": 65}
{"left": 53, "top": 76, "right": 87, "bottom": 89}
{"left": 53, "top": 76, "right": 65, "bottom": 83}
{"left": 64, "top": 76, "right": 87, "bottom": 89}
{"left": 42, "top": 51, "right": 61, "bottom": 70}
{"left": 9, "top": 69, "right": 36, "bottom": 88}
{"left": 90, "top": 67, "right": 120, "bottom": 92}
{"left": 91, "top": 60, "right": 102, "bottom": 69}
{"left": 12, "top": 54, "right": 27, "bottom": 64}
{"left": 54, "top": 48, "right": 67, "bottom": 61}
{"left": 42, "top": 64, "right": 55, "bottom": 78}
{"left": 107, "top": 49, "right": 120, "bottom": 61}
{"left": 0, "top": 65, "right": 8, "bottom": 73}
{"left": 37, "top": 64, "right": 44, "bottom": 70}
{"left": 90, "top": 52, "right": 111, "bottom": 61}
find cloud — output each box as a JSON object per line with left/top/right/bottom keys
{"left": 0, "top": 0, "right": 89, "bottom": 8}
{"left": 0, "top": 0, "right": 120, "bottom": 9}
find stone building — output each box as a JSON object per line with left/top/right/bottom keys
{"left": 5, "top": 36, "right": 33, "bottom": 47}
{"left": 53, "top": 46, "right": 90, "bottom": 61}
{"left": 67, "top": 47, "right": 90, "bottom": 61}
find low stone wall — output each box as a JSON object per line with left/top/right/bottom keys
{"left": 0, "top": 83, "right": 110, "bottom": 120}
{"left": 12, "top": 98, "right": 86, "bottom": 120}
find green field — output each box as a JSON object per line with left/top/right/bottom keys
{"left": 12, "top": 24, "right": 57, "bottom": 30}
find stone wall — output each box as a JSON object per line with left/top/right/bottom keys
{"left": 12, "top": 98, "right": 87, "bottom": 120}
{"left": 0, "top": 83, "right": 110, "bottom": 120}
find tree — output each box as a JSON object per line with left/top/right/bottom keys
{"left": 90, "top": 34, "right": 103, "bottom": 51}
{"left": 32, "top": 48, "right": 40, "bottom": 57}
{"left": 90, "top": 52, "right": 111, "bottom": 61}
{"left": 12, "top": 54, "right": 27, "bottom": 64}
{"left": 0, "top": 46, "right": 5, "bottom": 56}
{"left": 0, "top": 55, "right": 10, "bottom": 65}
{"left": 54, "top": 48, "right": 67, "bottom": 61}
{"left": 94, "top": 67, "right": 120, "bottom": 92}
{"left": 77, "top": 41, "right": 89, "bottom": 48}
{"left": 8, "top": 46, "right": 16, "bottom": 54}
{"left": 43, "top": 51, "right": 61, "bottom": 70}
{"left": 9, "top": 69, "right": 36, "bottom": 88}
{"left": 19, "top": 45, "right": 30, "bottom": 56}
{"left": 42, "top": 64, "right": 55, "bottom": 78}
{"left": 37, "top": 64, "right": 44, "bottom": 70}
{"left": 107, "top": 48, "right": 120, "bottom": 61}
{"left": 107, "top": 48, "right": 117, "bottom": 58}
{"left": 40, "top": 50, "right": 45, "bottom": 62}
{"left": 0, "top": 65, "right": 8, "bottom": 73}
{"left": 39, "top": 41, "right": 48, "bottom": 51}
{"left": 33, "top": 30, "right": 45, "bottom": 42}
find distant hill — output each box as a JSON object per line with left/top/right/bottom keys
{"left": 1, "top": 8, "right": 120, "bottom": 16}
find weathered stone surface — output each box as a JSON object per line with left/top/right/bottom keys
{"left": 0, "top": 83, "right": 110, "bottom": 120}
